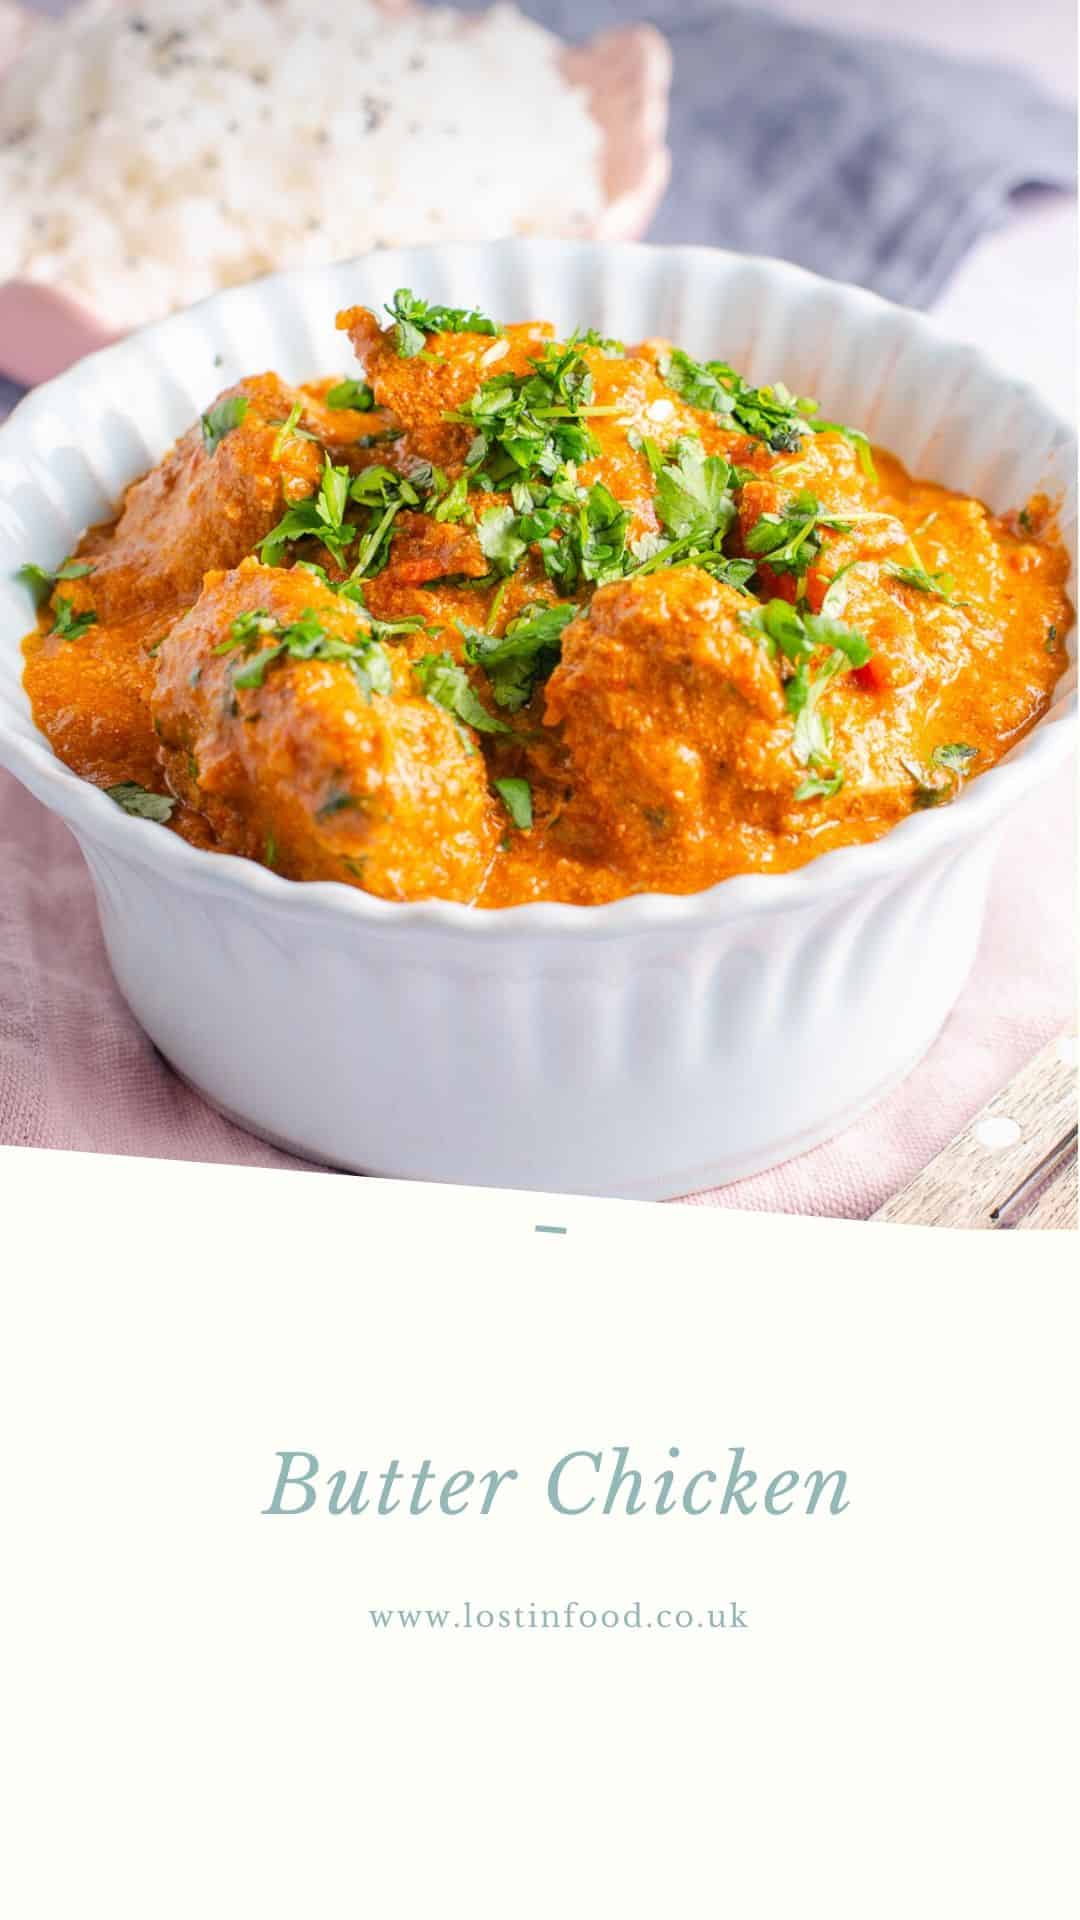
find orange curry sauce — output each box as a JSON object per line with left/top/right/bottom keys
{"left": 22, "top": 297, "right": 1072, "bottom": 905}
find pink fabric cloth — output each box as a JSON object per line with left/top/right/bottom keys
{"left": 1, "top": 761, "right": 1074, "bottom": 1213}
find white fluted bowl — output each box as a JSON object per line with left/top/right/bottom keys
{"left": 0, "top": 240, "right": 1075, "bottom": 1197}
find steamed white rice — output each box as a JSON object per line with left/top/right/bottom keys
{"left": 0, "top": 0, "right": 604, "bottom": 328}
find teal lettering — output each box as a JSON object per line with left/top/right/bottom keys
{"left": 263, "top": 1450, "right": 318, "bottom": 1515}
{"left": 719, "top": 1446, "right": 757, "bottom": 1515}
{"left": 764, "top": 1470, "right": 799, "bottom": 1515}
{"left": 548, "top": 1450, "right": 600, "bottom": 1515}
{"left": 804, "top": 1469, "right": 850, "bottom": 1515}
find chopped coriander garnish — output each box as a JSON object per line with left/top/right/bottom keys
{"left": 613, "top": 436, "right": 753, "bottom": 590}
{"left": 325, "top": 378, "right": 375, "bottom": 411}
{"left": 446, "top": 339, "right": 601, "bottom": 489}
{"left": 316, "top": 788, "right": 361, "bottom": 821}
{"left": 201, "top": 393, "right": 250, "bottom": 455}
{"left": 579, "top": 482, "right": 631, "bottom": 586}
{"left": 260, "top": 457, "right": 419, "bottom": 574}
{"left": 106, "top": 781, "right": 176, "bottom": 823}
{"left": 793, "top": 770, "right": 844, "bottom": 801}
{"left": 819, "top": 558, "right": 861, "bottom": 617}
{"left": 1046, "top": 623, "right": 1059, "bottom": 653}
{"left": 50, "top": 596, "right": 98, "bottom": 642}
{"left": 627, "top": 429, "right": 666, "bottom": 475}
{"left": 260, "top": 456, "right": 353, "bottom": 567}
{"left": 17, "top": 558, "right": 94, "bottom": 608}
{"left": 663, "top": 348, "right": 745, "bottom": 422}
{"left": 654, "top": 437, "right": 736, "bottom": 545}
{"left": 347, "top": 465, "right": 421, "bottom": 579}
{"left": 741, "top": 599, "right": 871, "bottom": 791}
{"left": 270, "top": 403, "right": 320, "bottom": 458}
{"left": 744, "top": 491, "right": 852, "bottom": 580}
{"left": 427, "top": 469, "right": 472, "bottom": 524}
{"left": 412, "top": 652, "right": 510, "bottom": 734}
{"left": 577, "top": 328, "right": 625, "bottom": 357}
{"left": 460, "top": 601, "right": 576, "bottom": 711}
{"left": 663, "top": 350, "right": 805, "bottom": 452}
{"left": 494, "top": 777, "right": 533, "bottom": 829}
{"left": 215, "top": 604, "right": 392, "bottom": 702}
{"left": 478, "top": 505, "right": 529, "bottom": 578}
{"left": 888, "top": 561, "right": 962, "bottom": 603}
{"left": 686, "top": 552, "right": 758, "bottom": 593}
{"left": 903, "top": 742, "right": 978, "bottom": 807}
{"left": 932, "top": 742, "right": 978, "bottom": 774}
{"left": 387, "top": 289, "right": 499, "bottom": 358}
{"left": 264, "top": 832, "right": 277, "bottom": 867}
{"left": 476, "top": 476, "right": 633, "bottom": 594}
{"left": 617, "top": 436, "right": 742, "bottom": 584}
{"left": 662, "top": 349, "right": 875, "bottom": 475}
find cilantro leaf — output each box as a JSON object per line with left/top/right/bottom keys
{"left": 325, "top": 378, "right": 375, "bottom": 411}
{"left": 793, "top": 770, "right": 844, "bottom": 802}
{"left": 654, "top": 438, "right": 735, "bottom": 544}
{"left": 413, "top": 652, "right": 510, "bottom": 734}
{"left": 663, "top": 350, "right": 815, "bottom": 455}
{"left": 577, "top": 329, "right": 625, "bottom": 357}
{"left": 744, "top": 490, "right": 851, "bottom": 579}
{"left": 446, "top": 340, "right": 601, "bottom": 491}
{"left": 475, "top": 478, "right": 633, "bottom": 593}
{"left": 618, "top": 439, "right": 743, "bottom": 588}
{"left": 347, "top": 465, "right": 420, "bottom": 579}
{"left": 691, "top": 553, "right": 758, "bottom": 593}
{"left": 387, "top": 289, "right": 499, "bottom": 358}
{"left": 201, "top": 393, "right": 250, "bottom": 455}
{"left": 819, "top": 558, "right": 861, "bottom": 617}
{"left": 905, "top": 741, "right": 980, "bottom": 807}
{"left": 662, "top": 349, "right": 875, "bottom": 472}
{"left": 663, "top": 349, "right": 738, "bottom": 420}
{"left": 461, "top": 601, "right": 575, "bottom": 711}
{"left": 50, "top": 596, "right": 98, "bottom": 642}
{"left": 260, "top": 456, "right": 356, "bottom": 567}
{"left": 580, "top": 482, "right": 631, "bottom": 585}
{"left": 106, "top": 782, "right": 176, "bottom": 823}
{"left": 627, "top": 429, "right": 666, "bottom": 476}
{"left": 427, "top": 469, "right": 472, "bottom": 524}
{"left": 889, "top": 562, "right": 962, "bottom": 603}
{"left": 932, "top": 742, "right": 978, "bottom": 773}
{"left": 270, "top": 403, "right": 320, "bottom": 458}
{"left": 478, "top": 505, "right": 529, "bottom": 577}
{"left": 214, "top": 603, "right": 393, "bottom": 701}
{"left": 494, "top": 777, "right": 533, "bottom": 829}
{"left": 741, "top": 598, "right": 870, "bottom": 789}
{"left": 17, "top": 558, "right": 94, "bottom": 608}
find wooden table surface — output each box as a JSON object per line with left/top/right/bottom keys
{"left": 873, "top": 1030, "right": 1078, "bottom": 1229}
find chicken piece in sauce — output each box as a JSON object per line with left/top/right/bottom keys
{"left": 151, "top": 559, "right": 498, "bottom": 902}
{"left": 543, "top": 569, "right": 796, "bottom": 887}
{"left": 87, "top": 374, "right": 329, "bottom": 629}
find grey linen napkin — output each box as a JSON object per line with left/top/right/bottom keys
{"left": 467, "top": 0, "right": 1077, "bottom": 309}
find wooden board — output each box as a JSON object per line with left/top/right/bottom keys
{"left": 872, "top": 1028, "right": 1078, "bottom": 1230}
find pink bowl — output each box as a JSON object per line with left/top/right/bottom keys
{"left": 0, "top": 7, "right": 671, "bottom": 386}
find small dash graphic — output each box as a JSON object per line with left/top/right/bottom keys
{"left": 534, "top": 1224, "right": 567, "bottom": 1235}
